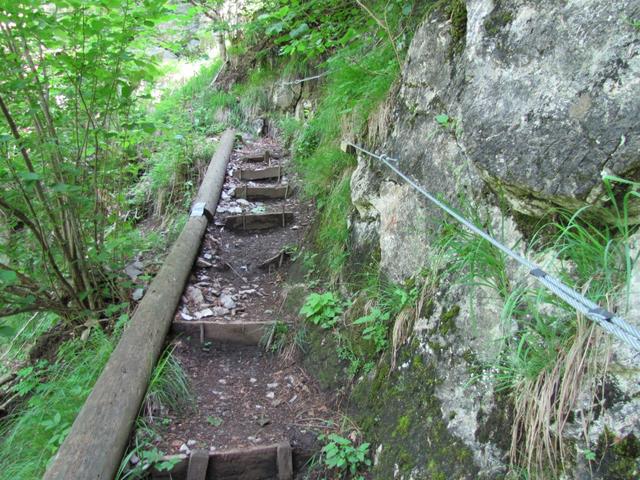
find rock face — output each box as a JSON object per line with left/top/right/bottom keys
{"left": 353, "top": 0, "right": 640, "bottom": 258}
{"left": 462, "top": 0, "right": 640, "bottom": 217}
{"left": 346, "top": 0, "right": 640, "bottom": 478}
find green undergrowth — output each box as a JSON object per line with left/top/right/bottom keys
{"left": 285, "top": 40, "right": 400, "bottom": 277}
{"left": 0, "top": 326, "right": 121, "bottom": 480}
{"left": 0, "top": 312, "right": 59, "bottom": 368}
{"left": 436, "top": 176, "right": 640, "bottom": 477}
{"left": 132, "top": 60, "right": 238, "bottom": 218}
{"left": 298, "top": 266, "right": 423, "bottom": 384}
{"left": 0, "top": 56, "right": 231, "bottom": 480}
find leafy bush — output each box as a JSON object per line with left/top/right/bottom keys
{"left": 300, "top": 292, "right": 345, "bottom": 329}
{"left": 319, "top": 433, "right": 371, "bottom": 478}
{"left": 354, "top": 308, "right": 391, "bottom": 353}
{"left": 0, "top": 1, "right": 168, "bottom": 320}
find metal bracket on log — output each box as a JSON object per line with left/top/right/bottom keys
{"left": 190, "top": 202, "right": 206, "bottom": 217}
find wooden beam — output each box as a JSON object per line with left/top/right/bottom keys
{"left": 172, "top": 320, "right": 272, "bottom": 345}
{"left": 225, "top": 212, "right": 294, "bottom": 231}
{"left": 277, "top": 442, "right": 293, "bottom": 480}
{"left": 43, "top": 130, "right": 236, "bottom": 480}
{"left": 258, "top": 250, "right": 291, "bottom": 270}
{"left": 236, "top": 165, "right": 283, "bottom": 181}
{"left": 239, "top": 150, "right": 270, "bottom": 163}
{"left": 234, "top": 185, "right": 293, "bottom": 200}
{"left": 151, "top": 445, "right": 281, "bottom": 480}
{"left": 187, "top": 449, "right": 209, "bottom": 480}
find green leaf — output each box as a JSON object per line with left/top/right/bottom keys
{"left": 207, "top": 416, "right": 223, "bottom": 427}
{"left": 435, "top": 114, "right": 450, "bottom": 125}
{"left": 18, "top": 171, "right": 42, "bottom": 182}
{"left": 0, "top": 324, "right": 15, "bottom": 337}
{"left": 289, "top": 22, "right": 309, "bottom": 39}
{"left": 0, "top": 270, "right": 18, "bottom": 285}
{"left": 140, "top": 122, "right": 156, "bottom": 133}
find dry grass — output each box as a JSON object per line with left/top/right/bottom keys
{"left": 366, "top": 81, "right": 398, "bottom": 147}
{"left": 391, "top": 276, "right": 435, "bottom": 369}
{"left": 509, "top": 314, "right": 610, "bottom": 476}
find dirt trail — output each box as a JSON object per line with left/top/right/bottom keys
{"left": 152, "top": 133, "right": 335, "bottom": 473}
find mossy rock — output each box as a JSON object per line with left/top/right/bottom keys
{"left": 349, "top": 346, "right": 478, "bottom": 479}
{"left": 483, "top": 1, "right": 513, "bottom": 37}
{"left": 281, "top": 283, "right": 308, "bottom": 315}
{"left": 301, "top": 325, "right": 350, "bottom": 391}
{"left": 439, "top": 305, "right": 460, "bottom": 335}
{"left": 592, "top": 429, "right": 640, "bottom": 479}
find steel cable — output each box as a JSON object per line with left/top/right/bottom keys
{"left": 347, "top": 142, "right": 640, "bottom": 353}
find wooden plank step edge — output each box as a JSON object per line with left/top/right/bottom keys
{"left": 239, "top": 150, "right": 271, "bottom": 162}
{"left": 172, "top": 320, "right": 274, "bottom": 345}
{"left": 234, "top": 184, "right": 294, "bottom": 200}
{"left": 186, "top": 449, "right": 209, "bottom": 480}
{"left": 150, "top": 443, "right": 292, "bottom": 480}
{"left": 235, "top": 165, "right": 283, "bottom": 181}
{"left": 224, "top": 212, "right": 294, "bottom": 231}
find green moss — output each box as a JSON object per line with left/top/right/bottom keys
{"left": 427, "top": 459, "right": 448, "bottom": 480}
{"left": 281, "top": 283, "right": 308, "bottom": 314}
{"left": 439, "top": 305, "right": 460, "bottom": 335}
{"left": 448, "top": 0, "right": 467, "bottom": 54}
{"left": 302, "top": 325, "right": 349, "bottom": 391}
{"left": 349, "top": 345, "right": 478, "bottom": 479}
{"left": 394, "top": 415, "right": 411, "bottom": 437}
{"left": 484, "top": 4, "right": 513, "bottom": 37}
{"left": 593, "top": 429, "right": 640, "bottom": 479}
{"left": 475, "top": 391, "right": 513, "bottom": 453}
{"left": 411, "top": 353, "right": 424, "bottom": 369}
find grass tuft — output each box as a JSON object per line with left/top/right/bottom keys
{"left": 0, "top": 331, "right": 114, "bottom": 480}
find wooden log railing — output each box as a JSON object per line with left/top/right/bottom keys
{"left": 43, "top": 129, "right": 236, "bottom": 480}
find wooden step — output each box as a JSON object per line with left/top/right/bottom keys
{"left": 239, "top": 150, "right": 271, "bottom": 163}
{"left": 236, "top": 165, "right": 283, "bottom": 181}
{"left": 151, "top": 443, "right": 293, "bottom": 480}
{"left": 259, "top": 249, "right": 291, "bottom": 270}
{"left": 172, "top": 320, "right": 272, "bottom": 345}
{"left": 234, "top": 185, "right": 294, "bottom": 200}
{"left": 225, "top": 212, "right": 293, "bottom": 231}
